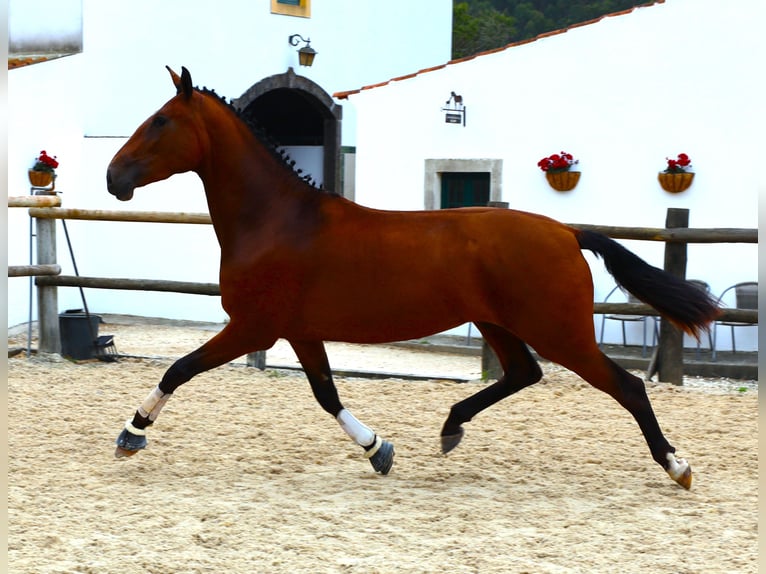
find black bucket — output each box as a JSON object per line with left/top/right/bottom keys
{"left": 59, "top": 309, "right": 101, "bottom": 360}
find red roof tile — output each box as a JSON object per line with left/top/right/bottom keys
{"left": 8, "top": 56, "right": 53, "bottom": 69}
{"left": 333, "top": 1, "right": 664, "bottom": 100}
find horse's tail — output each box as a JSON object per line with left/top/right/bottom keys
{"left": 576, "top": 228, "right": 720, "bottom": 339}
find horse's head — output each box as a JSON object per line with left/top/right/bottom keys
{"left": 106, "top": 66, "right": 205, "bottom": 201}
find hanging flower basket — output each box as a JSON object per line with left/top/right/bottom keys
{"left": 538, "top": 151, "right": 580, "bottom": 192}
{"left": 29, "top": 150, "right": 58, "bottom": 190}
{"left": 658, "top": 171, "right": 694, "bottom": 193}
{"left": 658, "top": 153, "right": 693, "bottom": 193}
{"left": 28, "top": 169, "right": 54, "bottom": 188}
{"left": 545, "top": 170, "right": 581, "bottom": 192}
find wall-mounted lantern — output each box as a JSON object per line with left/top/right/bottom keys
{"left": 442, "top": 91, "right": 466, "bottom": 126}
{"left": 288, "top": 34, "right": 317, "bottom": 67}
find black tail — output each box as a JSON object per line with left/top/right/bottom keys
{"left": 577, "top": 229, "right": 720, "bottom": 339}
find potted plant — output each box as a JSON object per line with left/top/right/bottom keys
{"left": 538, "top": 151, "right": 580, "bottom": 191}
{"left": 658, "top": 152, "right": 693, "bottom": 193}
{"left": 29, "top": 149, "right": 59, "bottom": 189}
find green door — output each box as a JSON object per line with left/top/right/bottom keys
{"left": 440, "top": 172, "right": 490, "bottom": 208}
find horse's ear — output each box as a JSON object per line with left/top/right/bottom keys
{"left": 166, "top": 66, "right": 182, "bottom": 92}
{"left": 180, "top": 67, "right": 193, "bottom": 100}
{"left": 166, "top": 65, "right": 193, "bottom": 99}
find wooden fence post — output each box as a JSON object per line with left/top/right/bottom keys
{"left": 247, "top": 351, "right": 267, "bottom": 370}
{"left": 35, "top": 217, "right": 61, "bottom": 354}
{"left": 657, "top": 208, "right": 689, "bottom": 385}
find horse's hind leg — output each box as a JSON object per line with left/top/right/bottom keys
{"left": 441, "top": 322, "right": 543, "bottom": 454}
{"left": 289, "top": 340, "right": 394, "bottom": 474}
{"left": 543, "top": 343, "right": 692, "bottom": 489}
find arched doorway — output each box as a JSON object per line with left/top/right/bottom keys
{"left": 233, "top": 67, "right": 342, "bottom": 193}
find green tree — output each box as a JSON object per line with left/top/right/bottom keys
{"left": 452, "top": 2, "right": 480, "bottom": 59}
{"left": 452, "top": 1, "right": 516, "bottom": 58}
{"left": 452, "top": 0, "right": 647, "bottom": 59}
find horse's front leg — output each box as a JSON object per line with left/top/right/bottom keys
{"left": 115, "top": 324, "right": 257, "bottom": 458}
{"left": 289, "top": 340, "right": 394, "bottom": 474}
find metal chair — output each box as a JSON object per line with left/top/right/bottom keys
{"left": 599, "top": 285, "right": 657, "bottom": 357}
{"left": 687, "top": 280, "right": 715, "bottom": 357}
{"left": 712, "top": 281, "right": 758, "bottom": 361}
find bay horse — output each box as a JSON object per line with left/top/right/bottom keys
{"left": 106, "top": 67, "right": 719, "bottom": 489}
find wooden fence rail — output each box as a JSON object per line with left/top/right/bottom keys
{"left": 9, "top": 264, "right": 61, "bottom": 278}
{"left": 28, "top": 207, "right": 212, "bottom": 225}
{"left": 17, "top": 203, "right": 759, "bottom": 383}
{"left": 572, "top": 223, "right": 757, "bottom": 244}
{"left": 27, "top": 207, "right": 759, "bottom": 243}
{"left": 36, "top": 275, "right": 220, "bottom": 295}
{"left": 28, "top": 275, "right": 759, "bottom": 324}
{"left": 9, "top": 195, "right": 61, "bottom": 208}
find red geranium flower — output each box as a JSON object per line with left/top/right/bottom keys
{"left": 538, "top": 151, "right": 578, "bottom": 173}
{"left": 32, "top": 150, "right": 59, "bottom": 173}
{"left": 663, "top": 153, "right": 692, "bottom": 174}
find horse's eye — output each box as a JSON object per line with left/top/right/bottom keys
{"left": 151, "top": 115, "right": 168, "bottom": 128}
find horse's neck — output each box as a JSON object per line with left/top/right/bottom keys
{"left": 196, "top": 120, "right": 313, "bottom": 250}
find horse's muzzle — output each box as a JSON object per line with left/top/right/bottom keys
{"left": 106, "top": 166, "right": 135, "bottom": 201}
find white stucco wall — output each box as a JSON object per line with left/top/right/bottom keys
{"left": 344, "top": 0, "right": 761, "bottom": 351}
{"left": 7, "top": 1, "right": 452, "bottom": 328}
{"left": 79, "top": 0, "right": 452, "bottom": 141}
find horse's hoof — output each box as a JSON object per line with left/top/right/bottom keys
{"left": 441, "top": 428, "right": 465, "bottom": 454}
{"left": 669, "top": 463, "right": 693, "bottom": 490}
{"left": 368, "top": 440, "right": 395, "bottom": 475}
{"left": 114, "top": 446, "right": 140, "bottom": 458}
{"left": 666, "top": 453, "right": 692, "bottom": 490}
{"left": 114, "top": 427, "right": 147, "bottom": 458}
{"left": 675, "top": 466, "right": 693, "bottom": 490}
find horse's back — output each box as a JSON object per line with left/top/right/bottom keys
{"left": 334, "top": 202, "right": 583, "bottom": 278}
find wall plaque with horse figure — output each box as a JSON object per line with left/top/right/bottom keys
{"left": 106, "top": 67, "right": 719, "bottom": 489}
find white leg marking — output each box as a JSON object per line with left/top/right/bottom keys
{"left": 666, "top": 452, "right": 689, "bottom": 481}
{"left": 336, "top": 408, "right": 375, "bottom": 447}
{"left": 124, "top": 420, "right": 146, "bottom": 436}
{"left": 363, "top": 435, "right": 383, "bottom": 459}
{"left": 137, "top": 386, "right": 171, "bottom": 422}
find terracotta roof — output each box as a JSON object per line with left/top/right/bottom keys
{"left": 8, "top": 54, "right": 68, "bottom": 70}
{"left": 333, "top": 1, "right": 664, "bottom": 100}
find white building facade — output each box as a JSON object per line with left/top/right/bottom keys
{"left": 337, "top": 0, "right": 761, "bottom": 352}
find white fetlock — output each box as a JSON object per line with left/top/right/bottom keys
{"left": 124, "top": 420, "right": 146, "bottom": 436}
{"left": 666, "top": 452, "right": 692, "bottom": 489}
{"left": 363, "top": 435, "right": 383, "bottom": 459}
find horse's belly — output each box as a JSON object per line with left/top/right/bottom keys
{"left": 295, "top": 299, "right": 467, "bottom": 344}
{"left": 286, "top": 270, "right": 479, "bottom": 343}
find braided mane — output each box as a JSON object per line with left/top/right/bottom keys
{"left": 197, "top": 85, "right": 324, "bottom": 191}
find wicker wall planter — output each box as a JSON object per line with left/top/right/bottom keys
{"left": 545, "top": 170, "right": 580, "bottom": 192}
{"left": 28, "top": 169, "right": 54, "bottom": 188}
{"left": 658, "top": 171, "right": 694, "bottom": 193}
